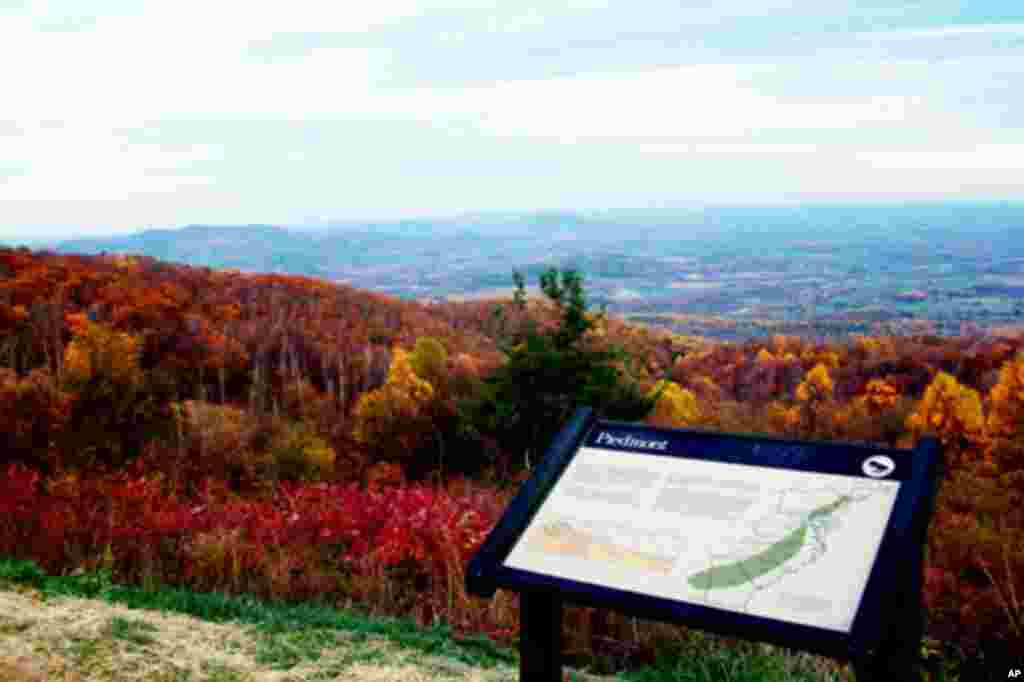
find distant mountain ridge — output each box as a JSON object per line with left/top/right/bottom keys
{"left": 54, "top": 224, "right": 323, "bottom": 275}
{"left": 46, "top": 213, "right": 611, "bottom": 282}
{"left": 36, "top": 202, "right": 1024, "bottom": 340}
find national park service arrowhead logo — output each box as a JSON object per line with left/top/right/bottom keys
{"left": 862, "top": 455, "right": 895, "bottom": 479}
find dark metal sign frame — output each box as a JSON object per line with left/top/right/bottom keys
{"left": 466, "top": 407, "right": 943, "bottom": 681}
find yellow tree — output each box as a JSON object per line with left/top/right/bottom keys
{"left": 795, "top": 362, "right": 834, "bottom": 436}
{"left": 409, "top": 336, "right": 448, "bottom": 395}
{"left": 267, "top": 417, "right": 337, "bottom": 483}
{"left": 986, "top": 353, "right": 1024, "bottom": 475}
{"left": 409, "top": 336, "right": 456, "bottom": 480}
{"left": 384, "top": 347, "right": 434, "bottom": 408}
{"left": 796, "top": 363, "right": 833, "bottom": 402}
{"left": 906, "top": 371, "right": 987, "bottom": 468}
{"left": 645, "top": 379, "right": 700, "bottom": 428}
{"left": 987, "top": 353, "right": 1024, "bottom": 441}
{"left": 352, "top": 347, "right": 435, "bottom": 474}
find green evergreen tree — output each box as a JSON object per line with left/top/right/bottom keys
{"left": 464, "top": 267, "right": 659, "bottom": 474}
{"left": 512, "top": 270, "right": 527, "bottom": 309}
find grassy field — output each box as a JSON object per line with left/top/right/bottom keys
{"left": 0, "top": 556, "right": 965, "bottom": 682}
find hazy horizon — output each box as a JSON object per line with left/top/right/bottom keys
{"left": 3, "top": 1, "right": 1023, "bottom": 242}
{"left": 2, "top": 199, "right": 1021, "bottom": 248}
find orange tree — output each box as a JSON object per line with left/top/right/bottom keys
{"left": 59, "top": 315, "right": 176, "bottom": 471}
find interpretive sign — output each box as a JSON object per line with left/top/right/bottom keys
{"left": 466, "top": 407, "right": 943, "bottom": 681}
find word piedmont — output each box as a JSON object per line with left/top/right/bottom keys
{"left": 594, "top": 432, "right": 670, "bottom": 451}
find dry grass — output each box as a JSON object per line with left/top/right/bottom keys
{"left": 0, "top": 659, "right": 48, "bottom": 682}
{"left": 0, "top": 586, "right": 623, "bottom": 682}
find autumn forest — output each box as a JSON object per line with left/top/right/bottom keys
{"left": 1, "top": 245, "right": 1023, "bottom": 677}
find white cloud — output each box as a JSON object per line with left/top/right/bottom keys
{"left": 0, "top": 7, "right": 396, "bottom": 123}
{"left": 855, "top": 145, "right": 1024, "bottom": 171}
{"left": 21, "top": 0, "right": 427, "bottom": 38}
{"left": 857, "top": 23, "right": 1024, "bottom": 41}
{"left": 1, "top": 3, "right": 1007, "bottom": 132}
{"left": 1, "top": 2, "right": 1021, "bottom": 226}
{"left": 0, "top": 121, "right": 222, "bottom": 201}
{"left": 638, "top": 143, "right": 821, "bottom": 154}
{"left": 454, "top": 65, "right": 925, "bottom": 139}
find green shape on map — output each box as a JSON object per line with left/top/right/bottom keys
{"left": 687, "top": 495, "right": 851, "bottom": 591}
{"left": 808, "top": 494, "right": 851, "bottom": 521}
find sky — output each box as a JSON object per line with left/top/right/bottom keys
{"left": 2, "top": 0, "right": 1024, "bottom": 242}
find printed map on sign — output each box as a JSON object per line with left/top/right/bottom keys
{"left": 503, "top": 446, "right": 900, "bottom": 632}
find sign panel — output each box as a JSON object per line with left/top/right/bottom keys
{"left": 503, "top": 445, "right": 900, "bottom": 632}
{"left": 466, "top": 409, "right": 942, "bottom": 678}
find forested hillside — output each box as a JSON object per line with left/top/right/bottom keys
{"left": 1, "top": 245, "right": 1022, "bottom": 677}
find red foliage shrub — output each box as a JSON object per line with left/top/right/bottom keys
{"left": 0, "top": 463, "right": 501, "bottom": 628}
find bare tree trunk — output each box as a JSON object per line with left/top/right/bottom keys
{"left": 173, "top": 402, "right": 185, "bottom": 493}
{"left": 54, "top": 323, "right": 63, "bottom": 385}
{"left": 363, "top": 345, "right": 373, "bottom": 393}
{"left": 290, "top": 341, "right": 302, "bottom": 415}
{"left": 41, "top": 335, "right": 53, "bottom": 379}
{"left": 259, "top": 355, "right": 268, "bottom": 415}
{"left": 197, "top": 364, "right": 206, "bottom": 402}
{"left": 53, "top": 291, "right": 65, "bottom": 384}
{"left": 434, "top": 424, "right": 446, "bottom": 485}
{"left": 320, "top": 350, "right": 328, "bottom": 391}
{"left": 337, "top": 353, "right": 346, "bottom": 412}
{"left": 198, "top": 403, "right": 206, "bottom": 461}
{"left": 249, "top": 358, "right": 261, "bottom": 414}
